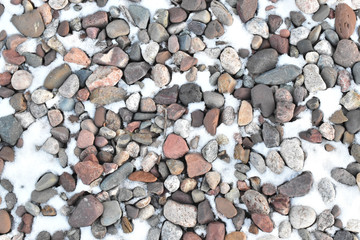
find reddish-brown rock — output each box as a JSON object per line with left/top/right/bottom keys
{"left": 2, "top": 49, "right": 25, "bottom": 65}
{"left": 58, "top": 21, "right": 70, "bottom": 37}
{"left": 77, "top": 88, "right": 90, "bottom": 101}
{"left": 180, "top": 56, "right": 198, "bottom": 72}
{"left": 86, "top": 66, "right": 123, "bottom": 91}
{"left": 225, "top": 232, "right": 246, "bottom": 240}
{"left": 38, "top": 3, "right": 52, "bottom": 25}
{"left": 0, "top": 146, "right": 14, "bottom": 162}
{"left": 18, "top": 213, "right": 33, "bottom": 234}
{"left": 218, "top": 73, "right": 236, "bottom": 94}
{"left": 77, "top": 129, "right": 95, "bottom": 148}
{"left": 206, "top": 222, "right": 225, "bottom": 240}
{"left": 251, "top": 213, "right": 274, "bottom": 233}
{"left": 237, "top": 0, "right": 258, "bottom": 23}
{"left": 185, "top": 153, "right": 212, "bottom": 178}
{"left": 68, "top": 195, "right": 104, "bottom": 228}
{"left": 299, "top": 128, "right": 322, "bottom": 143}
{"left": 183, "top": 232, "right": 202, "bottom": 240}
{"left": 204, "top": 108, "right": 220, "bottom": 135}
{"left": 269, "top": 35, "right": 289, "bottom": 54}
{"left": 0, "top": 210, "right": 11, "bottom": 234}
{"left": 169, "top": 7, "right": 187, "bottom": 23}
{"left": 74, "top": 160, "right": 103, "bottom": 185}
{"left": 59, "top": 172, "right": 76, "bottom": 192}
{"left": 64, "top": 48, "right": 91, "bottom": 67}
{"left": 0, "top": 72, "right": 11, "bottom": 86}
{"left": 41, "top": 205, "right": 57, "bottom": 216}
{"left": 82, "top": 11, "right": 108, "bottom": 29}
{"left": 128, "top": 171, "right": 157, "bottom": 182}
{"left": 167, "top": 103, "right": 186, "bottom": 121}
{"left": 269, "top": 194, "right": 290, "bottom": 215}
{"left": 93, "top": 47, "right": 129, "bottom": 68}
{"left": 215, "top": 197, "right": 237, "bottom": 218}
{"left": 163, "top": 133, "right": 189, "bottom": 159}
{"left": 335, "top": 3, "right": 356, "bottom": 39}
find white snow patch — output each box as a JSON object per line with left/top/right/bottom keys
{"left": 0, "top": 98, "right": 15, "bottom": 117}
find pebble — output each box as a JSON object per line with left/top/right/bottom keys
{"left": 255, "top": 65, "right": 302, "bottom": 85}
{"left": 278, "top": 171, "right": 313, "bottom": 197}
{"left": 151, "top": 64, "right": 170, "bottom": 87}
{"left": 25, "top": 202, "right": 40, "bottom": 216}
{"left": 205, "top": 171, "right": 221, "bottom": 190}
{"left": 35, "top": 172, "right": 58, "bottom": 191}
{"left": 331, "top": 168, "right": 356, "bottom": 186}
{"left": 218, "top": 73, "right": 237, "bottom": 93}
{"left": 335, "top": 3, "right": 356, "bottom": 39}
{"left": 241, "top": 189, "right": 270, "bottom": 214}
{"left": 68, "top": 195, "right": 104, "bottom": 228}
{"left": 290, "top": 205, "right": 316, "bottom": 229}
{"left": 317, "top": 209, "right": 335, "bottom": 231}
{"left": 202, "top": 140, "right": 218, "bottom": 163}
{"left": 295, "top": 0, "right": 319, "bottom": 14}
{"left": 236, "top": 0, "right": 258, "bottom": 22}
{"left": 262, "top": 122, "right": 280, "bottom": 148}
{"left": 100, "top": 201, "right": 121, "bottom": 226}
{"left": 206, "top": 222, "right": 225, "bottom": 240}
{"left": 124, "top": 62, "right": 151, "bottom": 85}
{"left": 278, "top": 220, "right": 292, "bottom": 238}
{"left": 164, "top": 175, "right": 180, "bottom": 192}
{"left": 142, "top": 42, "right": 159, "bottom": 65}
{"left": 204, "top": 20, "right": 224, "bottom": 39}
{"left": 74, "top": 159, "right": 103, "bottom": 185}
{"left": 161, "top": 221, "right": 182, "bottom": 240}
{"left": 215, "top": 197, "right": 237, "bottom": 218}
{"left": 318, "top": 178, "right": 336, "bottom": 203}
{"left": 0, "top": 210, "right": 11, "bottom": 234}
{"left": 345, "top": 219, "right": 360, "bottom": 233}
{"left": 106, "top": 20, "right": 129, "bottom": 38}
{"left": 174, "top": 119, "right": 190, "bottom": 138}
{"left": 148, "top": 23, "right": 169, "bottom": 43}
{"left": 93, "top": 47, "right": 129, "bottom": 68}
{"left": 341, "top": 91, "right": 360, "bottom": 111}
{"left": 128, "top": 5, "right": 150, "bottom": 29}
{"left": 31, "top": 188, "right": 57, "bottom": 203}
{"left": 203, "top": 108, "right": 220, "bottom": 136}
{"left": 210, "top": 0, "right": 233, "bottom": 26}
{"left": 266, "top": 150, "right": 285, "bottom": 174}
{"left": 280, "top": 138, "right": 305, "bottom": 171}
{"left": 59, "top": 74, "right": 79, "bottom": 98}
{"left": 179, "top": 83, "right": 202, "bottom": 106}
{"left": 290, "top": 27, "right": 310, "bottom": 45}
{"left": 163, "top": 200, "right": 197, "bottom": 227}
{"left": 247, "top": 49, "right": 278, "bottom": 75}
{"left": 90, "top": 86, "right": 127, "bottom": 105}
{"left": 185, "top": 153, "right": 212, "bottom": 178}
{"left": 11, "top": 70, "right": 33, "bottom": 90}
{"left": 249, "top": 152, "right": 266, "bottom": 174}
{"left": 11, "top": 10, "right": 45, "bottom": 38}
{"left": 321, "top": 67, "right": 337, "bottom": 88}
{"left": 44, "top": 63, "right": 72, "bottom": 90}
{"left": 333, "top": 39, "right": 360, "bottom": 68}
{"left": 246, "top": 17, "right": 269, "bottom": 38}
{"left": 251, "top": 213, "right": 274, "bottom": 233}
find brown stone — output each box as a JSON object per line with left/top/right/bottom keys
{"left": 269, "top": 34, "right": 289, "bottom": 54}
{"left": 238, "top": 101, "right": 253, "bottom": 126}
{"left": 0, "top": 159, "right": 4, "bottom": 176}
{"left": 183, "top": 232, "right": 202, "bottom": 240}
{"left": 58, "top": 21, "right": 70, "bottom": 37}
{"left": 269, "top": 194, "right": 290, "bottom": 215}
{"left": 204, "top": 20, "right": 224, "bottom": 39}
{"left": 0, "top": 72, "right": 11, "bottom": 86}
{"left": 167, "top": 103, "right": 186, "bottom": 120}
{"left": 38, "top": 3, "right": 52, "bottom": 25}
{"left": 0, "top": 210, "right": 11, "bottom": 234}
{"left": 6, "top": 34, "right": 26, "bottom": 50}
{"left": 128, "top": 171, "right": 157, "bottom": 182}
{"left": 93, "top": 47, "right": 129, "bottom": 68}
{"left": 0, "top": 146, "right": 14, "bottom": 162}
{"left": 299, "top": 128, "right": 322, "bottom": 143}
{"left": 180, "top": 56, "right": 198, "bottom": 71}
{"left": 335, "top": 3, "right": 356, "bottom": 39}
{"left": 237, "top": 0, "right": 258, "bottom": 22}
{"left": 169, "top": 7, "right": 187, "bottom": 23}
{"left": 18, "top": 213, "right": 33, "bottom": 234}
{"left": 206, "top": 222, "right": 225, "bottom": 240}
{"left": 86, "top": 66, "right": 123, "bottom": 91}
{"left": 121, "top": 217, "right": 133, "bottom": 233}
{"left": 64, "top": 48, "right": 91, "bottom": 67}
{"left": 329, "top": 109, "right": 348, "bottom": 124}
{"left": 68, "top": 195, "right": 104, "bottom": 228}
{"left": 185, "top": 153, "right": 212, "bottom": 178}
{"left": 140, "top": 98, "right": 156, "bottom": 112}
{"left": 82, "top": 11, "right": 108, "bottom": 29}
{"left": 86, "top": 27, "right": 100, "bottom": 39}
{"left": 77, "top": 129, "right": 95, "bottom": 148}
{"left": 156, "top": 51, "right": 171, "bottom": 64}
{"left": 251, "top": 213, "right": 273, "bottom": 232}
{"left": 218, "top": 73, "right": 237, "bottom": 93}
{"left": 234, "top": 88, "right": 251, "bottom": 100}
{"left": 249, "top": 223, "right": 259, "bottom": 234}
{"left": 234, "top": 144, "right": 250, "bottom": 164}
{"left": 204, "top": 108, "right": 220, "bottom": 136}
{"left": 163, "top": 133, "right": 189, "bottom": 159}
{"left": 215, "top": 197, "right": 237, "bottom": 218}
{"left": 74, "top": 160, "right": 103, "bottom": 185}
{"left": 2, "top": 49, "right": 25, "bottom": 65}
{"left": 59, "top": 172, "right": 76, "bottom": 192}
{"left": 41, "top": 205, "right": 57, "bottom": 216}
{"left": 77, "top": 88, "right": 90, "bottom": 101}
{"left": 126, "top": 121, "right": 141, "bottom": 132}
{"left": 225, "top": 232, "right": 246, "bottom": 240}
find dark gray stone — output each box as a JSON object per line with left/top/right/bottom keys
{"left": 100, "top": 162, "right": 134, "bottom": 190}
{"left": 255, "top": 65, "right": 302, "bottom": 85}
{"left": 179, "top": 83, "right": 202, "bottom": 106}
{"left": 331, "top": 168, "right": 356, "bottom": 186}
{"left": 278, "top": 171, "right": 313, "bottom": 197}
{"left": 312, "top": 4, "right": 330, "bottom": 22}
{"left": 345, "top": 110, "right": 360, "bottom": 134}
{"left": 251, "top": 84, "right": 275, "bottom": 118}
{"left": 247, "top": 49, "right": 278, "bottom": 75}
{"left": 124, "top": 62, "right": 151, "bottom": 84}
{"left": 321, "top": 67, "right": 337, "bottom": 88}
{"left": 0, "top": 115, "right": 23, "bottom": 145}
{"left": 262, "top": 122, "right": 280, "bottom": 148}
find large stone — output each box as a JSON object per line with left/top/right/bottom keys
{"left": 251, "top": 84, "right": 275, "bottom": 118}
{"left": 44, "top": 64, "right": 72, "bottom": 90}
{"left": 74, "top": 160, "right": 103, "bottom": 185}
{"left": 255, "top": 65, "right": 302, "bottom": 85}
{"left": 90, "top": 86, "right": 127, "bottom": 105}
{"left": 241, "top": 190, "right": 270, "bottom": 215}
{"left": 0, "top": 210, "right": 11, "bottom": 234}
{"left": 295, "top": 0, "right": 319, "bottom": 14}
{"left": 280, "top": 138, "right": 305, "bottom": 171}
{"left": 68, "top": 195, "right": 104, "bottom": 228}
{"left": 335, "top": 3, "right": 356, "bottom": 39}
{"left": 86, "top": 66, "right": 122, "bottom": 91}
{"left": 289, "top": 205, "right": 316, "bottom": 229}
{"left": 82, "top": 11, "right": 108, "bottom": 29}
{"left": 204, "top": 108, "right": 220, "bottom": 136}
{"left": 163, "top": 134, "right": 189, "bottom": 159}
{"left": 93, "top": 47, "right": 129, "bottom": 68}
{"left": 185, "top": 153, "right": 212, "bottom": 178}
{"left": 124, "top": 62, "right": 151, "bottom": 85}
{"left": 236, "top": 0, "right": 257, "bottom": 23}
{"left": 278, "top": 171, "right": 313, "bottom": 197}
{"left": 100, "top": 201, "right": 121, "bottom": 226}
{"left": 100, "top": 162, "right": 134, "bottom": 190}
{"left": 164, "top": 200, "right": 197, "bottom": 227}
{"left": 215, "top": 197, "right": 237, "bottom": 218}
{"left": 334, "top": 39, "right": 360, "bottom": 68}
{"left": 303, "top": 64, "right": 326, "bottom": 93}
{"left": 247, "top": 49, "right": 278, "bottom": 75}
{"left": 11, "top": 10, "right": 45, "bottom": 37}
{"left": 220, "top": 47, "right": 242, "bottom": 75}
{"left": 0, "top": 115, "right": 23, "bottom": 145}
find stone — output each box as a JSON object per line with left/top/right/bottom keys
{"left": 90, "top": 86, "right": 127, "bottom": 105}
{"left": 290, "top": 27, "right": 310, "bottom": 45}
{"left": 249, "top": 152, "right": 266, "bottom": 174}
{"left": 275, "top": 102, "right": 295, "bottom": 123}
{"left": 303, "top": 64, "right": 326, "bottom": 93}
{"left": 35, "top": 173, "right": 58, "bottom": 191}
{"left": 278, "top": 171, "right": 313, "bottom": 197}
{"left": 64, "top": 48, "right": 90, "bottom": 67}
{"left": 295, "top": 0, "right": 319, "bottom": 14}
{"left": 100, "top": 162, "right": 134, "bottom": 190}
{"left": 169, "top": 7, "right": 187, "bottom": 24}
{"left": 251, "top": 84, "right": 275, "bottom": 118}
{"left": 163, "top": 134, "right": 189, "bottom": 159}
{"left": 86, "top": 66, "right": 122, "bottom": 92}
{"left": 161, "top": 221, "right": 182, "bottom": 240}
{"left": 0, "top": 115, "right": 23, "bottom": 145}
{"left": 163, "top": 200, "right": 197, "bottom": 227}
{"left": 151, "top": 64, "right": 170, "bottom": 87}
{"left": 278, "top": 220, "right": 292, "bottom": 238}
{"left": 128, "top": 5, "right": 150, "bottom": 29}
{"left": 210, "top": 0, "right": 233, "bottom": 26}
{"left": 185, "top": 153, "right": 212, "bottom": 178}
{"left": 124, "top": 62, "right": 151, "bottom": 85}
{"left": 202, "top": 140, "right": 218, "bottom": 163}
{"left": 18, "top": 213, "right": 33, "bottom": 234}
{"left": 341, "top": 91, "right": 360, "bottom": 111}
{"left": 179, "top": 83, "right": 202, "bottom": 106}
{"left": 11, "top": 10, "right": 45, "bottom": 37}
{"left": 100, "top": 201, "right": 121, "bottom": 226}
{"left": 334, "top": 39, "right": 360, "bottom": 68}
{"left": 331, "top": 168, "right": 356, "bottom": 186}
{"left": 181, "top": 0, "right": 206, "bottom": 11}
{"left": 241, "top": 190, "right": 270, "bottom": 215}
{"left": 2, "top": 49, "right": 25, "bottom": 65}
{"left": 206, "top": 222, "right": 225, "bottom": 240}
{"left": 335, "top": 3, "right": 356, "bottom": 39}
{"left": 68, "top": 195, "right": 104, "bottom": 228}
{"left": 164, "top": 175, "right": 180, "bottom": 192}
{"left": 247, "top": 49, "right": 278, "bottom": 75}
{"left": 31, "top": 189, "right": 57, "bottom": 204}
{"left": 246, "top": 17, "right": 269, "bottom": 38}
{"left": 204, "top": 108, "right": 220, "bottom": 136}
{"left": 59, "top": 172, "right": 76, "bottom": 192}
{"left": 215, "top": 197, "right": 237, "bottom": 218}
{"left": 225, "top": 232, "right": 246, "bottom": 240}
{"left": 93, "top": 47, "right": 129, "bottom": 68}
{"left": 262, "top": 122, "right": 280, "bottom": 148}
{"left": 0, "top": 210, "right": 11, "bottom": 234}
{"left": 142, "top": 42, "right": 159, "bottom": 65}
{"left": 128, "top": 171, "right": 157, "bottom": 182}
{"left": 218, "top": 73, "right": 237, "bottom": 93}
{"left": 317, "top": 209, "right": 335, "bottom": 231}
{"left": 266, "top": 150, "right": 285, "bottom": 174}
{"left": 11, "top": 70, "right": 33, "bottom": 90}
{"left": 319, "top": 122, "right": 335, "bottom": 140}
{"left": 251, "top": 213, "right": 274, "bottom": 233}
{"left": 204, "top": 91, "right": 225, "bottom": 109}
{"left": 148, "top": 23, "right": 169, "bottom": 43}
{"left": 44, "top": 64, "right": 72, "bottom": 90}
{"left": 280, "top": 138, "right": 305, "bottom": 171}
{"left": 289, "top": 205, "right": 316, "bottom": 229}
{"left": 74, "top": 160, "right": 103, "bottom": 185}
{"left": 255, "top": 65, "right": 302, "bottom": 85}
{"left": 197, "top": 199, "right": 214, "bottom": 224}
{"left": 204, "top": 20, "right": 224, "bottom": 39}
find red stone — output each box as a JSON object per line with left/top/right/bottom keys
{"left": 335, "top": 3, "right": 356, "bottom": 39}
{"left": 299, "top": 128, "right": 322, "bottom": 143}
{"left": 74, "top": 160, "right": 103, "bottom": 185}
{"left": 68, "top": 195, "right": 104, "bottom": 228}
{"left": 82, "top": 11, "right": 108, "bottom": 29}
{"left": 185, "top": 153, "right": 212, "bottom": 178}
{"left": 86, "top": 27, "right": 100, "bottom": 39}
{"left": 237, "top": 0, "right": 257, "bottom": 23}
{"left": 59, "top": 172, "right": 76, "bottom": 192}
{"left": 77, "top": 130, "right": 95, "bottom": 148}
{"left": 18, "top": 213, "right": 33, "bottom": 234}
{"left": 126, "top": 121, "right": 141, "bottom": 132}
{"left": 64, "top": 48, "right": 91, "bottom": 67}
{"left": 251, "top": 213, "right": 274, "bottom": 233}
{"left": 167, "top": 103, "right": 186, "bottom": 120}
{"left": 94, "top": 136, "right": 108, "bottom": 147}
{"left": 203, "top": 108, "right": 220, "bottom": 136}
{"left": 280, "top": 29, "right": 290, "bottom": 38}
{"left": 0, "top": 72, "right": 11, "bottom": 86}
{"left": 0, "top": 146, "right": 14, "bottom": 162}
{"left": 183, "top": 232, "right": 202, "bottom": 240}
{"left": 180, "top": 56, "right": 198, "bottom": 72}
{"left": 128, "top": 171, "right": 157, "bottom": 182}
{"left": 6, "top": 34, "right": 26, "bottom": 49}
{"left": 163, "top": 133, "right": 189, "bottom": 159}
{"left": 2, "top": 49, "right": 25, "bottom": 65}
{"left": 269, "top": 194, "right": 290, "bottom": 215}
{"left": 206, "top": 222, "right": 225, "bottom": 240}
{"left": 76, "top": 88, "right": 90, "bottom": 101}
{"left": 269, "top": 34, "right": 289, "bottom": 54}
{"left": 237, "top": 181, "right": 250, "bottom": 191}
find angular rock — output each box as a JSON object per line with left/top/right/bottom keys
{"left": 236, "top": 0, "right": 257, "bottom": 23}
{"left": 280, "top": 138, "right": 305, "bottom": 171}
{"left": 11, "top": 10, "right": 45, "bottom": 37}
{"left": 0, "top": 115, "right": 23, "bottom": 145}
{"left": 163, "top": 134, "right": 189, "bottom": 159}
{"left": 304, "top": 64, "right": 326, "bottom": 93}
{"left": 64, "top": 48, "right": 91, "bottom": 67}
{"left": 185, "top": 153, "right": 212, "bottom": 178}
{"left": 74, "top": 160, "right": 103, "bottom": 185}
{"left": 90, "top": 86, "right": 126, "bottom": 105}
{"left": 164, "top": 200, "right": 197, "bottom": 227}
{"left": 68, "top": 195, "right": 104, "bottom": 228}
{"left": 124, "top": 62, "right": 151, "bottom": 85}
{"left": 204, "top": 108, "right": 220, "bottom": 136}
{"left": 278, "top": 171, "right": 313, "bottom": 197}
{"left": 93, "top": 47, "right": 129, "bottom": 68}
{"left": 86, "top": 66, "right": 122, "bottom": 92}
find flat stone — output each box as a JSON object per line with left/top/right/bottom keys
{"left": 210, "top": 0, "right": 233, "bottom": 26}
{"left": 335, "top": 3, "right": 356, "bottom": 39}
{"left": 262, "top": 122, "right": 280, "bottom": 148}
{"left": 236, "top": 0, "right": 257, "bottom": 22}
{"left": 241, "top": 189, "right": 270, "bottom": 215}
{"left": 238, "top": 101, "right": 253, "bottom": 126}
{"left": 163, "top": 133, "right": 189, "bottom": 159}
{"left": 128, "top": 5, "right": 150, "bottom": 29}
{"left": 204, "top": 108, "right": 220, "bottom": 136}
{"left": 331, "top": 168, "right": 356, "bottom": 186}
{"left": 304, "top": 64, "right": 326, "bottom": 93}
{"left": 215, "top": 197, "right": 237, "bottom": 218}
{"left": 246, "top": 17, "right": 269, "bottom": 38}
{"left": 0, "top": 115, "right": 23, "bottom": 145}
{"left": 86, "top": 66, "right": 122, "bottom": 92}
{"left": 124, "top": 62, "right": 151, "bottom": 85}
{"left": 197, "top": 199, "right": 214, "bottom": 224}
{"left": 90, "top": 86, "right": 126, "bottom": 105}
{"left": 68, "top": 195, "right": 104, "bottom": 228}
{"left": 278, "top": 171, "right": 313, "bottom": 197}
{"left": 11, "top": 10, "right": 45, "bottom": 37}
{"left": 334, "top": 39, "right": 360, "bottom": 68}
{"left": 100, "top": 201, "right": 121, "bottom": 226}
{"left": 74, "top": 160, "right": 103, "bottom": 185}
{"left": 64, "top": 48, "right": 91, "bottom": 67}
{"left": 204, "top": 20, "right": 224, "bottom": 39}
{"left": 251, "top": 84, "right": 275, "bottom": 118}
{"left": 247, "top": 49, "right": 278, "bottom": 75}
{"left": 100, "top": 162, "right": 134, "bottom": 190}
{"left": 35, "top": 173, "right": 58, "bottom": 191}
{"left": 280, "top": 138, "right": 305, "bottom": 171}
{"left": 164, "top": 200, "right": 197, "bottom": 227}
{"left": 255, "top": 65, "right": 302, "bottom": 85}
{"left": 93, "top": 47, "right": 129, "bottom": 68}
{"left": 44, "top": 64, "right": 72, "bottom": 90}
{"left": 11, "top": 70, "right": 33, "bottom": 90}
{"left": 31, "top": 188, "right": 57, "bottom": 203}
{"left": 206, "top": 222, "right": 225, "bottom": 240}
{"left": 185, "top": 153, "right": 212, "bottom": 178}
{"left": 289, "top": 205, "right": 316, "bottom": 229}
{"left": 128, "top": 171, "right": 157, "bottom": 182}
{"left": 82, "top": 11, "right": 108, "bottom": 29}
{"left": 251, "top": 213, "right": 274, "bottom": 233}
{"left": 0, "top": 210, "right": 11, "bottom": 234}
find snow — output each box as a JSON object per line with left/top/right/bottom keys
{"left": 0, "top": 98, "right": 15, "bottom": 118}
